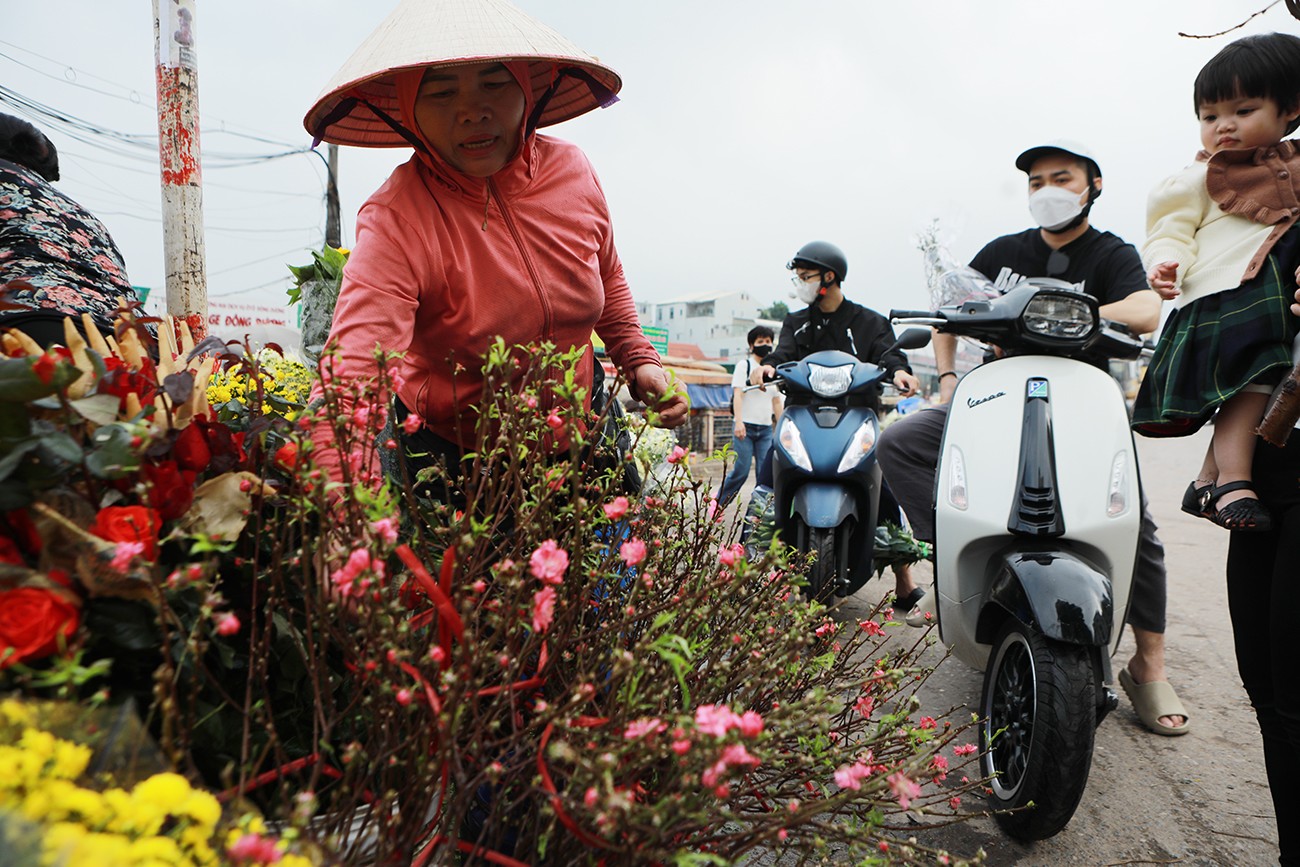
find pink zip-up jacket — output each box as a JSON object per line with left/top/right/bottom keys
{"left": 311, "top": 63, "right": 661, "bottom": 481}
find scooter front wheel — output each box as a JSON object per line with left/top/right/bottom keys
{"left": 980, "top": 618, "right": 1096, "bottom": 841}
{"left": 805, "top": 526, "right": 839, "bottom": 603}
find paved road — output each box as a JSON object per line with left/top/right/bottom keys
{"left": 705, "top": 426, "right": 1281, "bottom": 866}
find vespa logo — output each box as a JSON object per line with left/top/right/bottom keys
{"left": 967, "top": 391, "right": 1006, "bottom": 408}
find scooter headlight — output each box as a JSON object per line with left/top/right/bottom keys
{"left": 1106, "top": 451, "right": 1130, "bottom": 517}
{"left": 778, "top": 416, "right": 813, "bottom": 472}
{"left": 808, "top": 363, "right": 854, "bottom": 398}
{"left": 1021, "top": 293, "right": 1096, "bottom": 339}
{"left": 836, "top": 417, "right": 878, "bottom": 473}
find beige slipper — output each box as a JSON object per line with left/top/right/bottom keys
{"left": 1118, "top": 667, "right": 1190, "bottom": 736}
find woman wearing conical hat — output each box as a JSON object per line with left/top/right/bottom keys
{"left": 304, "top": 0, "right": 687, "bottom": 484}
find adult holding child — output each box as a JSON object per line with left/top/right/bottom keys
{"left": 1132, "top": 33, "right": 1300, "bottom": 535}
{"left": 303, "top": 0, "right": 686, "bottom": 485}
{"left": 1134, "top": 32, "right": 1300, "bottom": 866}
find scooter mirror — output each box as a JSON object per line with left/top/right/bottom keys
{"left": 892, "top": 327, "right": 932, "bottom": 353}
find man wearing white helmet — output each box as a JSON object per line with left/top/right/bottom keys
{"left": 878, "top": 142, "right": 1190, "bottom": 737}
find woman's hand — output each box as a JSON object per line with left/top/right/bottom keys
{"left": 632, "top": 364, "right": 689, "bottom": 429}
{"left": 1148, "top": 261, "right": 1179, "bottom": 299}
{"left": 1293, "top": 284, "right": 1300, "bottom": 318}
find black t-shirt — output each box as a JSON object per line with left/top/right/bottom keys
{"left": 968, "top": 227, "right": 1147, "bottom": 306}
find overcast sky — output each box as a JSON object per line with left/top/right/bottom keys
{"left": 4, "top": 1, "right": 1296, "bottom": 322}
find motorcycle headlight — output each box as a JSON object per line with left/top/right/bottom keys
{"left": 836, "top": 418, "right": 878, "bottom": 474}
{"left": 778, "top": 416, "right": 812, "bottom": 472}
{"left": 808, "top": 363, "right": 854, "bottom": 398}
{"left": 1021, "top": 293, "right": 1096, "bottom": 339}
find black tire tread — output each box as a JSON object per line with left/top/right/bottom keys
{"left": 984, "top": 620, "right": 1096, "bottom": 841}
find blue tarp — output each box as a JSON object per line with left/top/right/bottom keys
{"left": 686, "top": 383, "right": 732, "bottom": 410}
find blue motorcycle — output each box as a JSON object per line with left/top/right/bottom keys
{"left": 765, "top": 333, "right": 929, "bottom": 600}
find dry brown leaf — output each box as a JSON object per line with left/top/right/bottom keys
{"left": 180, "top": 471, "right": 272, "bottom": 542}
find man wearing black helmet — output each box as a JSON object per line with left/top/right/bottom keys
{"left": 877, "top": 142, "right": 1189, "bottom": 737}
{"left": 753, "top": 241, "right": 921, "bottom": 404}
{"left": 752, "top": 241, "right": 925, "bottom": 609}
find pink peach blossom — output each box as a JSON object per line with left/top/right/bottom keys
{"left": 603, "top": 496, "right": 629, "bottom": 520}
{"left": 888, "top": 771, "right": 921, "bottom": 809}
{"left": 953, "top": 743, "right": 977, "bottom": 756}
{"left": 717, "top": 543, "right": 744, "bottom": 567}
{"left": 531, "top": 586, "right": 556, "bottom": 633}
{"left": 214, "top": 612, "right": 241, "bottom": 637}
{"left": 370, "top": 516, "right": 399, "bottom": 545}
{"left": 695, "top": 704, "right": 741, "bottom": 738}
{"left": 227, "top": 832, "right": 282, "bottom": 863}
{"left": 401, "top": 412, "right": 423, "bottom": 434}
{"left": 619, "top": 538, "right": 647, "bottom": 567}
{"left": 737, "top": 711, "right": 764, "bottom": 739}
{"left": 529, "top": 540, "right": 569, "bottom": 585}
{"left": 834, "top": 762, "right": 872, "bottom": 791}
{"left": 666, "top": 445, "right": 688, "bottom": 464}
{"left": 110, "top": 541, "right": 145, "bottom": 572}
{"left": 623, "top": 717, "right": 667, "bottom": 740}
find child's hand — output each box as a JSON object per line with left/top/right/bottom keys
{"left": 1148, "top": 261, "right": 1180, "bottom": 300}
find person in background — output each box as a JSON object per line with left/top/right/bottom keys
{"left": 752, "top": 241, "right": 925, "bottom": 612}
{"left": 0, "top": 113, "right": 134, "bottom": 346}
{"left": 302, "top": 0, "right": 686, "bottom": 488}
{"left": 877, "top": 142, "right": 1189, "bottom": 737}
{"left": 715, "top": 325, "right": 782, "bottom": 508}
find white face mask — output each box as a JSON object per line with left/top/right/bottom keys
{"left": 792, "top": 275, "right": 822, "bottom": 304}
{"left": 1028, "top": 185, "right": 1086, "bottom": 232}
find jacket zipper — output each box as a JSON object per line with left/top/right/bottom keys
{"left": 488, "top": 177, "right": 553, "bottom": 340}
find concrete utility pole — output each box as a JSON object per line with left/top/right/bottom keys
{"left": 325, "top": 143, "right": 342, "bottom": 249}
{"left": 152, "top": 0, "right": 208, "bottom": 338}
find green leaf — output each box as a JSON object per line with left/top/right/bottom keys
{"left": 85, "top": 599, "right": 159, "bottom": 651}
{"left": 35, "top": 431, "right": 84, "bottom": 467}
{"left": 0, "top": 439, "right": 41, "bottom": 483}
{"left": 70, "top": 394, "right": 123, "bottom": 426}
{"left": 85, "top": 425, "right": 139, "bottom": 479}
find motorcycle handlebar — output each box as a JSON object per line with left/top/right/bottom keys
{"left": 889, "top": 309, "right": 937, "bottom": 320}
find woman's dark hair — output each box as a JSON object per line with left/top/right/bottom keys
{"left": 747, "top": 325, "right": 774, "bottom": 346}
{"left": 0, "top": 113, "right": 59, "bottom": 181}
{"left": 1194, "top": 32, "right": 1300, "bottom": 135}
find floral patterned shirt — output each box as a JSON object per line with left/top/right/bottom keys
{"left": 0, "top": 158, "right": 135, "bottom": 328}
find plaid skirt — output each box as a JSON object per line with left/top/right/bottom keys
{"left": 1131, "top": 228, "right": 1300, "bottom": 438}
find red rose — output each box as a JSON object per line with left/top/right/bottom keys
{"left": 90, "top": 505, "right": 162, "bottom": 561}
{"left": 274, "top": 442, "right": 299, "bottom": 471}
{"left": 99, "top": 356, "right": 156, "bottom": 409}
{"left": 172, "top": 422, "right": 212, "bottom": 472}
{"left": 0, "top": 587, "right": 80, "bottom": 669}
{"left": 142, "top": 460, "right": 194, "bottom": 522}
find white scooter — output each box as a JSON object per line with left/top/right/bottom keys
{"left": 892, "top": 278, "right": 1146, "bottom": 840}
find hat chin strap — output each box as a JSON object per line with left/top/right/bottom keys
{"left": 312, "top": 95, "right": 432, "bottom": 157}
{"left": 525, "top": 67, "right": 620, "bottom": 138}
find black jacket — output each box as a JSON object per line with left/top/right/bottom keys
{"left": 766, "top": 298, "right": 910, "bottom": 375}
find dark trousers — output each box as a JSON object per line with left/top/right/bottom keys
{"left": 1226, "top": 431, "right": 1300, "bottom": 865}
{"left": 877, "top": 403, "right": 1168, "bottom": 633}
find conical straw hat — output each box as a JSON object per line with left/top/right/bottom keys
{"left": 304, "top": 0, "right": 622, "bottom": 147}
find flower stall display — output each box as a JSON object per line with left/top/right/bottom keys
{"left": 0, "top": 304, "right": 987, "bottom": 865}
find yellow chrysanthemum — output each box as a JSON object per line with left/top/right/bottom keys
{"left": 60, "top": 830, "right": 132, "bottom": 865}
{"left": 175, "top": 789, "right": 221, "bottom": 831}
{"left": 51, "top": 738, "right": 92, "bottom": 780}
{"left": 0, "top": 699, "right": 33, "bottom": 726}
{"left": 126, "top": 834, "right": 185, "bottom": 863}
